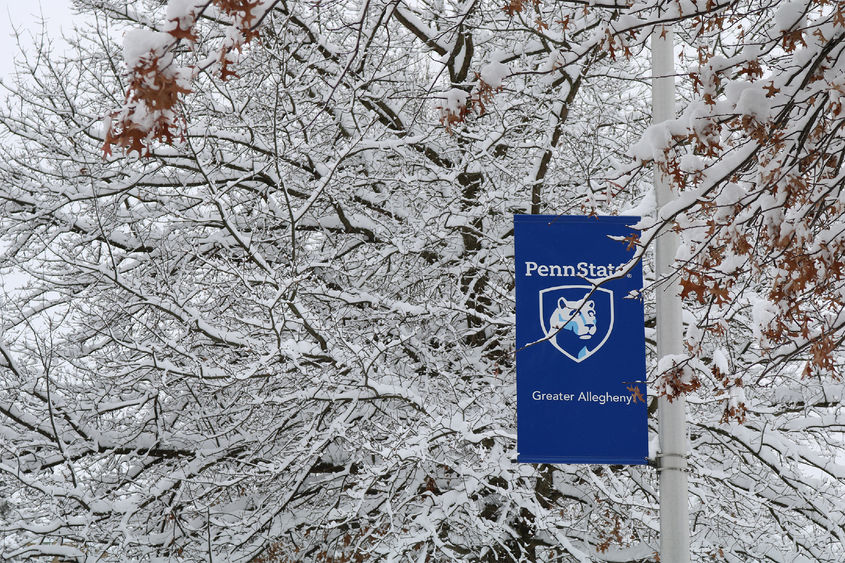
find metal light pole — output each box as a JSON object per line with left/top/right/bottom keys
{"left": 652, "top": 23, "right": 691, "bottom": 563}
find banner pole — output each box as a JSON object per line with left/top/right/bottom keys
{"left": 652, "top": 24, "right": 691, "bottom": 562}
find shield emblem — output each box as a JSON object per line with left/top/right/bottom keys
{"left": 539, "top": 285, "right": 614, "bottom": 363}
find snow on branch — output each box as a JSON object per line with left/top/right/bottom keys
{"left": 103, "top": 0, "right": 278, "bottom": 157}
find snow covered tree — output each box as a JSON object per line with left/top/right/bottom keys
{"left": 1, "top": 0, "right": 844, "bottom": 560}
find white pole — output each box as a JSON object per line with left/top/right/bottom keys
{"left": 652, "top": 24, "right": 690, "bottom": 562}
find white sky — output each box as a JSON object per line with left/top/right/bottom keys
{"left": 0, "top": 2, "right": 77, "bottom": 293}
{"left": 0, "top": 0, "right": 76, "bottom": 83}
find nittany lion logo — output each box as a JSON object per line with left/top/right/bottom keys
{"left": 539, "top": 286, "right": 614, "bottom": 362}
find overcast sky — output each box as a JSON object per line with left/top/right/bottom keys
{"left": 0, "top": 1, "right": 77, "bottom": 293}
{"left": 0, "top": 0, "right": 76, "bottom": 83}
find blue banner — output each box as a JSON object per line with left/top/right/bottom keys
{"left": 515, "top": 215, "right": 647, "bottom": 465}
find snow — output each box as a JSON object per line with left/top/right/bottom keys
{"left": 774, "top": 0, "right": 808, "bottom": 32}
{"left": 714, "top": 182, "right": 746, "bottom": 207}
{"left": 712, "top": 348, "right": 729, "bottom": 374}
{"left": 657, "top": 353, "right": 689, "bottom": 374}
{"left": 724, "top": 80, "right": 753, "bottom": 105}
{"left": 165, "top": 0, "right": 204, "bottom": 32}
{"left": 734, "top": 85, "right": 770, "bottom": 120}
{"left": 619, "top": 187, "right": 655, "bottom": 216}
{"left": 751, "top": 296, "right": 778, "bottom": 343}
{"left": 123, "top": 29, "right": 171, "bottom": 67}
{"left": 629, "top": 121, "right": 677, "bottom": 162}
{"left": 727, "top": 385, "right": 746, "bottom": 410}
{"left": 10, "top": 545, "right": 84, "bottom": 559}
{"left": 480, "top": 60, "right": 508, "bottom": 89}
{"left": 441, "top": 88, "right": 468, "bottom": 115}
{"left": 166, "top": 0, "right": 204, "bottom": 20}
